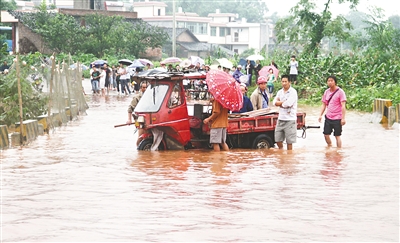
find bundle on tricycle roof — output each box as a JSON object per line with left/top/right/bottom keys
{"left": 130, "top": 70, "right": 310, "bottom": 151}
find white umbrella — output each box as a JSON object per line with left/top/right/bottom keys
{"left": 209, "top": 64, "right": 220, "bottom": 70}
{"left": 246, "top": 54, "right": 265, "bottom": 60}
{"left": 239, "top": 75, "right": 248, "bottom": 84}
{"left": 189, "top": 56, "right": 205, "bottom": 66}
{"left": 180, "top": 59, "right": 192, "bottom": 68}
{"left": 213, "top": 58, "right": 233, "bottom": 69}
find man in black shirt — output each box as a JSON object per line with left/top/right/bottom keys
{"left": 0, "top": 61, "right": 10, "bottom": 73}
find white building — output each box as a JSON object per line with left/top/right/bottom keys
{"left": 133, "top": 2, "right": 271, "bottom": 55}
{"left": 30, "top": 0, "right": 73, "bottom": 9}
{"left": 15, "top": 1, "right": 35, "bottom": 10}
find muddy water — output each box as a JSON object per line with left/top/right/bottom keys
{"left": 1, "top": 81, "right": 399, "bottom": 242}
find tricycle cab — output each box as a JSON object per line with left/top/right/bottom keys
{"left": 133, "top": 70, "right": 309, "bottom": 151}
{"left": 134, "top": 71, "right": 207, "bottom": 149}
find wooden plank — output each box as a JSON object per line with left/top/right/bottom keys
{"left": 243, "top": 108, "right": 279, "bottom": 117}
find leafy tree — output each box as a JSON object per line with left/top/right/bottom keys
{"left": 17, "top": 11, "right": 169, "bottom": 58}
{"left": 345, "top": 10, "right": 369, "bottom": 33}
{"left": 0, "top": 59, "right": 48, "bottom": 126}
{"left": 81, "top": 14, "right": 124, "bottom": 57}
{"left": 346, "top": 7, "right": 400, "bottom": 54}
{"left": 122, "top": 20, "right": 169, "bottom": 58}
{"left": 388, "top": 15, "right": 400, "bottom": 29}
{"left": 212, "top": 47, "right": 229, "bottom": 59}
{"left": 239, "top": 48, "right": 255, "bottom": 59}
{"left": 362, "top": 8, "right": 400, "bottom": 53}
{"left": 0, "top": 0, "right": 17, "bottom": 13}
{"left": 33, "top": 0, "right": 51, "bottom": 26}
{"left": 35, "top": 14, "right": 84, "bottom": 54}
{"left": 275, "top": 0, "right": 359, "bottom": 56}
{"left": 267, "top": 12, "right": 280, "bottom": 24}
{"left": 0, "top": 42, "right": 8, "bottom": 61}
{"left": 164, "top": 0, "right": 269, "bottom": 23}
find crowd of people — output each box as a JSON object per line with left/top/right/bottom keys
{"left": 89, "top": 62, "right": 138, "bottom": 96}
{"left": 117, "top": 56, "right": 346, "bottom": 151}
{"left": 200, "top": 56, "right": 346, "bottom": 151}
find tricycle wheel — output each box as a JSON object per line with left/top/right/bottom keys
{"left": 137, "top": 139, "right": 165, "bottom": 151}
{"left": 252, "top": 134, "right": 273, "bottom": 149}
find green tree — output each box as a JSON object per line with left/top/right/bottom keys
{"left": 239, "top": 48, "right": 255, "bottom": 59}
{"left": 34, "top": 0, "right": 51, "bottom": 26}
{"left": 17, "top": 11, "right": 169, "bottom": 58}
{"left": 122, "top": 20, "right": 169, "bottom": 58}
{"left": 345, "top": 10, "right": 369, "bottom": 33}
{"left": 389, "top": 15, "right": 400, "bottom": 29}
{"left": 0, "top": 42, "right": 8, "bottom": 61}
{"left": 0, "top": 59, "right": 48, "bottom": 126}
{"left": 81, "top": 14, "right": 124, "bottom": 57}
{"left": 362, "top": 8, "right": 400, "bottom": 53}
{"left": 275, "top": 0, "right": 359, "bottom": 56}
{"left": 0, "top": 0, "right": 17, "bottom": 12}
{"left": 347, "top": 8, "right": 400, "bottom": 54}
{"left": 35, "top": 14, "right": 84, "bottom": 54}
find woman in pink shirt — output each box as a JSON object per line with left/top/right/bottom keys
{"left": 318, "top": 75, "right": 347, "bottom": 148}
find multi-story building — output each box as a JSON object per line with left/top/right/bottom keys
{"left": 132, "top": 2, "right": 271, "bottom": 55}
{"left": 3, "top": 0, "right": 274, "bottom": 56}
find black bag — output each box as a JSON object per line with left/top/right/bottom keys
{"left": 327, "top": 88, "right": 340, "bottom": 105}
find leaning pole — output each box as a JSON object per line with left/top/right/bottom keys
{"left": 15, "top": 55, "right": 24, "bottom": 144}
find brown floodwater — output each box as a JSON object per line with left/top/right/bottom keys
{"left": 1, "top": 82, "right": 399, "bottom": 242}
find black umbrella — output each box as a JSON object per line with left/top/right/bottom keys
{"left": 118, "top": 59, "right": 133, "bottom": 66}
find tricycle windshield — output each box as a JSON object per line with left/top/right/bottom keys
{"left": 134, "top": 84, "right": 169, "bottom": 113}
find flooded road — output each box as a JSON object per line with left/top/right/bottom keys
{"left": 1, "top": 81, "right": 399, "bottom": 242}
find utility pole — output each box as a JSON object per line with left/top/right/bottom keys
{"left": 265, "top": 22, "right": 269, "bottom": 60}
{"left": 172, "top": 0, "right": 176, "bottom": 57}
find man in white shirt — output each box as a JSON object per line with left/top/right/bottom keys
{"left": 118, "top": 63, "right": 131, "bottom": 95}
{"left": 272, "top": 74, "right": 298, "bottom": 150}
{"left": 99, "top": 67, "right": 106, "bottom": 95}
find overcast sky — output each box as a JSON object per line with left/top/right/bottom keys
{"left": 265, "top": 0, "right": 399, "bottom": 18}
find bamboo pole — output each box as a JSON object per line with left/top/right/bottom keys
{"left": 48, "top": 55, "right": 55, "bottom": 130}
{"left": 65, "top": 59, "right": 72, "bottom": 120}
{"left": 57, "top": 60, "right": 67, "bottom": 123}
{"left": 15, "top": 55, "right": 24, "bottom": 144}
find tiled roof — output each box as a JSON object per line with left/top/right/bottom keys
{"left": 163, "top": 27, "right": 200, "bottom": 42}
{"left": 178, "top": 42, "right": 210, "bottom": 51}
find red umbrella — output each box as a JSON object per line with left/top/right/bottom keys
{"left": 205, "top": 70, "right": 243, "bottom": 112}
{"left": 259, "top": 65, "right": 279, "bottom": 79}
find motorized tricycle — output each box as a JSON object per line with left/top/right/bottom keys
{"left": 133, "top": 70, "right": 308, "bottom": 151}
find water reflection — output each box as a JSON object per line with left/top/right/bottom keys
{"left": 2, "top": 94, "right": 399, "bottom": 242}
{"left": 130, "top": 151, "right": 190, "bottom": 180}
{"left": 270, "top": 150, "right": 300, "bottom": 176}
{"left": 320, "top": 148, "right": 345, "bottom": 182}
{"left": 202, "top": 152, "right": 246, "bottom": 212}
